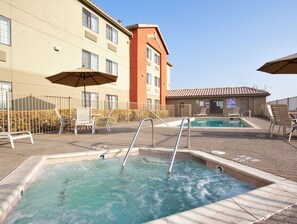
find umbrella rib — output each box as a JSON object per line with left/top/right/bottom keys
{"left": 90, "top": 74, "right": 100, "bottom": 85}
{"left": 272, "top": 60, "right": 297, "bottom": 74}
{"left": 75, "top": 74, "right": 83, "bottom": 87}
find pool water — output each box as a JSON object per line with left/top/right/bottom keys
{"left": 4, "top": 156, "right": 255, "bottom": 224}
{"left": 186, "top": 118, "right": 251, "bottom": 128}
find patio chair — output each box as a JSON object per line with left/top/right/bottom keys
{"left": 93, "top": 109, "right": 113, "bottom": 132}
{"left": 0, "top": 131, "right": 34, "bottom": 148}
{"left": 270, "top": 104, "right": 297, "bottom": 142}
{"left": 55, "top": 108, "right": 71, "bottom": 134}
{"left": 266, "top": 104, "right": 275, "bottom": 135}
{"left": 74, "top": 107, "right": 95, "bottom": 135}
{"left": 193, "top": 107, "right": 207, "bottom": 117}
{"left": 226, "top": 107, "right": 240, "bottom": 117}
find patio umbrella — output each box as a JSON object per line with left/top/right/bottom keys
{"left": 46, "top": 67, "right": 117, "bottom": 107}
{"left": 257, "top": 53, "right": 297, "bottom": 74}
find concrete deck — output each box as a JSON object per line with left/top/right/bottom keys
{"left": 0, "top": 117, "right": 296, "bottom": 223}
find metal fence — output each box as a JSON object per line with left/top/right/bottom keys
{"left": 269, "top": 96, "right": 297, "bottom": 111}
{"left": 0, "top": 92, "right": 175, "bottom": 134}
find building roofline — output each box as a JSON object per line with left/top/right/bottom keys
{"left": 167, "top": 61, "right": 173, "bottom": 67}
{"left": 166, "top": 87, "right": 271, "bottom": 99}
{"left": 79, "top": 0, "right": 133, "bottom": 37}
{"left": 126, "top": 24, "right": 169, "bottom": 54}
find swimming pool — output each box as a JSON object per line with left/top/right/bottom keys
{"left": 186, "top": 117, "right": 251, "bottom": 128}
{"left": 3, "top": 155, "right": 255, "bottom": 224}
{"left": 156, "top": 117, "right": 258, "bottom": 128}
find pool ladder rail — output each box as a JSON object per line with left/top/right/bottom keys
{"left": 122, "top": 117, "right": 191, "bottom": 174}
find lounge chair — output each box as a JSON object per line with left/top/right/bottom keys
{"left": 92, "top": 109, "right": 112, "bottom": 132}
{"left": 74, "top": 107, "right": 95, "bottom": 135}
{"left": 270, "top": 104, "right": 297, "bottom": 142}
{"left": 193, "top": 107, "right": 207, "bottom": 117}
{"left": 266, "top": 104, "right": 275, "bottom": 135}
{"left": 55, "top": 108, "right": 72, "bottom": 134}
{"left": 0, "top": 131, "right": 34, "bottom": 148}
{"left": 226, "top": 107, "right": 240, "bottom": 117}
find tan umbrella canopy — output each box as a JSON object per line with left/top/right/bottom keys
{"left": 257, "top": 53, "right": 297, "bottom": 74}
{"left": 46, "top": 67, "right": 117, "bottom": 107}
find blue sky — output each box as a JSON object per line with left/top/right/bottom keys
{"left": 94, "top": 0, "right": 297, "bottom": 101}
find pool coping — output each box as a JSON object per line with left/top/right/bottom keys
{"left": 156, "top": 117, "right": 261, "bottom": 130}
{"left": 0, "top": 148, "right": 296, "bottom": 224}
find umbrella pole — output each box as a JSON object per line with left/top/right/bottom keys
{"left": 84, "top": 76, "right": 87, "bottom": 107}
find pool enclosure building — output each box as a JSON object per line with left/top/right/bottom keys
{"left": 166, "top": 87, "right": 270, "bottom": 117}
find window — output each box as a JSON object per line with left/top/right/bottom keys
{"left": 154, "top": 77, "right": 160, "bottom": 87}
{"left": 82, "top": 50, "right": 98, "bottom": 70}
{"left": 0, "top": 16, "right": 11, "bottom": 45}
{"left": 106, "top": 59, "right": 118, "bottom": 75}
{"left": 154, "top": 100, "right": 160, "bottom": 110}
{"left": 0, "top": 81, "right": 12, "bottom": 109}
{"left": 146, "top": 99, "right": 152, "bottom": 110}
{"left": 105, "top": 95, "right": 118, "bottom": 109}
{"left": 82, "top": 92, "right": 98, "bottom": 108}
{"left": 106, "top": 24, "right": 118, "bottom": 44}
{"left": 210, "top": 100, "right": 223, "bottom": 114}
{"left": 146, "top": 73, "right": 152, "bottom": 85}
{"left": 154, "top": 53, "right": 160, "bottom": 65}
{"left": 147, "top": 47, "right": 152, "bottom": 60}
{"left": 82, "top": 8, "right": 98, "bottom": 33}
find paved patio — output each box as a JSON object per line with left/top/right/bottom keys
{"left": 0, "top": 117, "right": 296, "bottom": 223}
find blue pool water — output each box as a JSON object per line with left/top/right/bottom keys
{"left": 4, "top": 156, "right": 255, "bottom": 224}
{"left": 185, "top": 118, "right": 251, "bottom": 128}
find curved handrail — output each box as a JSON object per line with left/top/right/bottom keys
{"left": 122, "top": 118, "right": 155, "bottom": 167}
{"left": 168, "top": 117, "right": 191, "bottom": 173}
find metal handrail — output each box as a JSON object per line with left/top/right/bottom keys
{"left": 149, "top": 110, "right": 169, "bottom": 126}
{"left": 122, "top": 118, "right": 156, "bottom": 167}
{"left": 241, "top": 110, "right": 251, "bottom": 119}
{"left": 168, "top": 117, "right": 191, "bottom": 173}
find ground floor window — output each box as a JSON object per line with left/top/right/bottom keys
{"left": 0, "top": 81, "right": 12, "bottom": 109}
{"left": 210, "top": 100, "right": 223, "bottom": 114}
{"left": 146, "top": 98, "right": 152, "bottom": 110}
{"left": 82, "top": 91, "right": 98, "bottom": 108}
{"left": 154, "top": 100, "right": 160, "bottom": 110}
{"left": 105, "top": 95, "right": 118, "bottom": 109}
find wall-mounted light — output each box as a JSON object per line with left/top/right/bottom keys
{"left": 54, "top": 46, "right": 61, "bottom": 52}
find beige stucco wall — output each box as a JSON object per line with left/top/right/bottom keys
{"left": 166, "top": 63, "right": 171, "bottom": 90}
{"left": 0, "top": 0, "right": 130, "bottom": 103}
{"left": 166, "top": 96, "right": 268, "bottom": 117}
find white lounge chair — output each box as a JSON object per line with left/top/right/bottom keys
{"left": 103, "top": 109, "right": 112, "bottom": 132}
{"left": 74, "top": 107, "right": 95, "bottom": 135}
{"left": 270, "top": 104, "right": 297, "bottom": 142}
{"left": 226, "top": 107, "right": 240, "bottom": 117}
{"left": 266, "top": 104, "right": 275, "bottom": 135}
{"left": 55, "top": 108, "right": 71, "bottom": 134}
{"left": 193, "top": 107, "right": 207, "bottom": 117}
{"left": 0, "top": 131, "right": 34, "bottom": 148}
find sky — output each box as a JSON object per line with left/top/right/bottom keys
{"left": 94, "top": 0, "right": 297, "bottom": 101}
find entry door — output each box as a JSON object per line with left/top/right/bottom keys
{"left": 240, "top": 99, "right": 249, "bottom": 113}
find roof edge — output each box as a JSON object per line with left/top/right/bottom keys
{"left": 126, "top": 24, "right": 170, "bottom": 55}
{"left": 79, "top": 0, "right": 133, "bottom": 37}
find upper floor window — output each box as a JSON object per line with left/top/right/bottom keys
{"left": 82, "top": 50, "right": 98, "bottom": 70}
{"left": 82, "top": 8, "right": 98, "bottom": 33}
{"left": 106, "top": 24, "right": 118, "bottom": 44}
{"left": 154, "top": 53, "right": 160, "bottom": 65}
{"left": 0, "top": 81, "right": 12, "bottom": 109}
{"left": 147, "top": 47, "right": 152, "bottom": 60}
{"left": 0, "top": 16, "right": 11, "bottom": 45}
{"left": 154, "top": 77, "right": 160, "bottom": 87}
{"left": 105, "top": 94, "right": 118, "bottom": 109}
{"left": 82, "top": 91, "right": 98, "bottom": 109}
{"left": 146, "top": 73, "right": 152, "bottom": 85}
{"left": 106, "top": 59, "right": 118, "bottom": 75}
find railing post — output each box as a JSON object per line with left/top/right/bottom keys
{"left": 6, "top": 92, "right": 10, "bottom": 132}
{"left": 122, "top": 118, "right": 155, "bottom": 167}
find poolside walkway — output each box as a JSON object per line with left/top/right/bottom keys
{"left": 0, "top": 117, "right": 296, "bottom": 223}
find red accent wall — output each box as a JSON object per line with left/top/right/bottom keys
{"left": 129, "top": 27, "right": 168, "bottom": 108}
